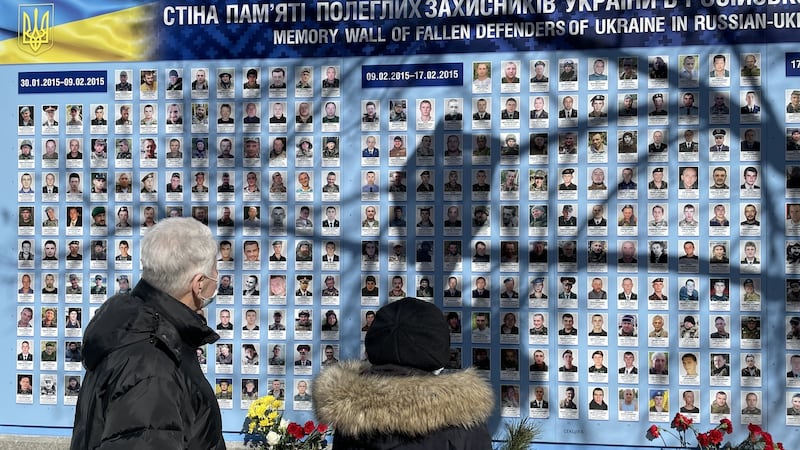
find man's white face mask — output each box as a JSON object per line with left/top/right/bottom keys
{"left": 199, "top": 291, "right": 217, "bottom": 308}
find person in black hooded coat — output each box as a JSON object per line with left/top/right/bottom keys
{"left": 313, "top": 297, "right": 494, "bottom": 449}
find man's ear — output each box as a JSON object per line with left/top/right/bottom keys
{"left": 191, "top": 273, "right": 205, "bottom": 296}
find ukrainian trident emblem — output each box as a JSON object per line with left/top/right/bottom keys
{"left": 18, "top": 4, "right": 54, "bottom": 55}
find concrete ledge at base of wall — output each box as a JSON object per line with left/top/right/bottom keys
{"left": 0, "top": 435, "right": 252, "bottom": 449}
{"left": 0, "top": 435, "right": 70, "bottom": 449}
{"left": 0, "top": 436, "right": 649, "bottom": 449}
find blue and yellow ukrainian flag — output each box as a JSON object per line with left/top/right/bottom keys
{"left": 0, "top": 1, "right": 156, "bottom": 64}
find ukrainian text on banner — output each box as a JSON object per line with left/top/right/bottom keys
{"left": 3, "top": 1, "right": 800, "bottom": 63}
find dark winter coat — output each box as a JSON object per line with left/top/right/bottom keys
{"left": 70, "top": 279, "right": 224, "bottom": 449}
{"left": 313, "top": 361, "right": 493, "bottom": 449}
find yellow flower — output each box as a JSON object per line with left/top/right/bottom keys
{"left": 247, "top": 402, "right": 259, "bottom": 416}
{"left": 254, "top": 403, "right": 267, "bottom": 417}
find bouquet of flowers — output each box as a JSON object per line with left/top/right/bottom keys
{"left": 645, "top": 413, "right": 783, "bottom": 450}
{"left": 241, "top": 395, "right": 331, "bottom": 450}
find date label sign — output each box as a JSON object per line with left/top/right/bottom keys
{"left": 19, "top": 70, "right": 107, "bottom": 94}
{"left": 787, "top": 53, "right": 800, "bottom": 77}
{"left": 362, "top": 63, "right": 462, "bottom": 88}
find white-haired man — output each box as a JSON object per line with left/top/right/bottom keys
{"left": 71, "top": 218, "right": 224, "bottom": 449}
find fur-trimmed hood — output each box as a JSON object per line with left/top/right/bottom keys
{"left": 313, "top": 361, "right": 494, "bottom": 438}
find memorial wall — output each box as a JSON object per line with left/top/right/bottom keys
{"left": 2, "top": 0, "right": 800, "bottom": 446}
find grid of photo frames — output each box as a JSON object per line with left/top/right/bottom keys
{"left": 12, "top": 54, "right": 800, "bottom": 425}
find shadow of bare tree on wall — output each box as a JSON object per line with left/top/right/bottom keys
{"left": 4, "top": 21, "right": 796, "bottom": 444}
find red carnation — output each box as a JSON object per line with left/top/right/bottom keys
{"left": 317, "top": 423, "right": 329, "bottom": 433}
{"left": 304, "top": 420, "right": 316, "bottom": 435}
{"left": 646, "top": 425, "right": 660, "bottom": 440}
{"left": 748, "top": 423, "right": 762, "bottom": 436}
{"left": 696, "top": 432, "right": 711, "bottom": 447}
{"left": 708, "top": 429, "right": 724, "bottom": 445}
{"left": 762, "top": 432, "right": 774, "bottom": 447}
{"left": 719, "top": 418, "right": 733, "bottom": 434}
{"left": 287, "top": 422, "right": 305, "bottom": 440}
{"left": 776, "top": 442, "right": 784, "bottom": 450}
{"left": 671, "top": 413, "right": 692, "bottom": 431}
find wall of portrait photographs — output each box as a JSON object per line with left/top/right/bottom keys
{"left": 5, "top": 27, "right": 800, "bottom": 449}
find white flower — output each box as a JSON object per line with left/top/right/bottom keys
{"left": 266, "top": 431, "right": 281, "bottom": 446}
{"left": 279, "top": 418, "right": 290, "bottom": 431}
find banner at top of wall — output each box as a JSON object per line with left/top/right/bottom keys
{"left": 1, "top": 0, "right": 799, "bottom": 64}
